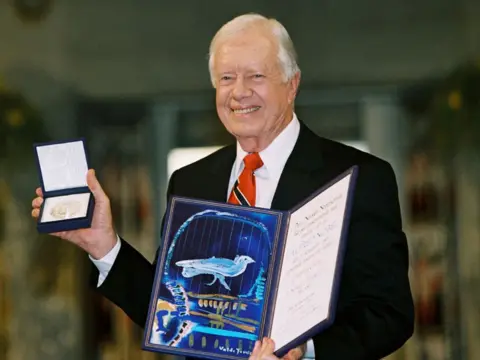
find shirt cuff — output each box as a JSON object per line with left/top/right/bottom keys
{"left": 89, "top": 235, "right": 122, "bottom": 287}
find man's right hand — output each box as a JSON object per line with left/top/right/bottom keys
{"left": 31, "top": 168, "right": 118, "bottom": 260}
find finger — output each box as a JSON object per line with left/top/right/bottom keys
{"left": 251, "top": 341, "right": 261, "bottom": 355}
{"left": 86, "top": 169, "right": 108, "bottom": 203}
{"left": 259, "top": 338, "right": 276, "bottom": 359}
{"left": 248, "top": 341, "right": 261, "bottom": 359}
{"left": 51, "top": 231, "right": 70, "bottom": 240}
{"left": 261, "top": 354, "right": 279, "bottom": 360}
{"left": 287, "top": 347, "right": 303, "bottom": 359}
{"left": 35, "top": 187, "right": 43, "bottom": 197}
{"left": 260, "top": 338, "right": 273, "bottom": 353}
{"left": 284, "top": 348, "right": 302, "bottom": 360}
{"left": 32, "top": 208, "right": 39, "bottom": 218}
{"left": 32, "top": 196, "right": 43, "bottom": 209}
{"left": 266, "top": 338, "right": 276, "bottom": 353}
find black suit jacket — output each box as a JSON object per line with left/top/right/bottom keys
{"left": 91, "top": 121, "right": 414, "bottom": 360}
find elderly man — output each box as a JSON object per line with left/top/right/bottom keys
{"left": 32, "top": 13, "right": 414, "bottom": 360}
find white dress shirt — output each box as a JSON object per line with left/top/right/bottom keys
{"left": 90, "top": 115, "right": 300, "bottom": 286}
{"left": 227, "top": 115, "right": 300, "bottom": 208}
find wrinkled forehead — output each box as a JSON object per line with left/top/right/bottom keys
{"left": 212, "top": 30, "right": 280, "bottom": 73}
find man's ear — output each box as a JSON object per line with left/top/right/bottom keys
{"left": 287, "top": 71, "right": 301, "bottom": 104}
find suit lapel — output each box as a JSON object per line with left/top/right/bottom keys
{"left": 271, "top": 122, "right": 329, "bottom": 211}
{"left": 202, "top": 144, "right": 236, "bottom": 202}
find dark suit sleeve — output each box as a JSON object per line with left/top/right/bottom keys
{"left": 88, "top": 170, "right": 178, "bottom": 328}
{"left": 312, "top": 161, "right": 414, "bottom": 359}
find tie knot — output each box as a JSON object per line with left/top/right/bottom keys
{"left": 243, "top": 152, "right": 263, "bottom": 171}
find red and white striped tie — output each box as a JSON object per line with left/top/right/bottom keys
{"left": 228, "top": 152, "right": 263, "bottom": 207}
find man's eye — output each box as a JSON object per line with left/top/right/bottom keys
{"left": 253, "top": 74, "right": 264, "bottom": 78}
{"left": 221, "top": 76, "right": 232, "bottom": 81}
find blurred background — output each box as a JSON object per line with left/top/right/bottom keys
{"left": 1, "top": 0, "right": 479, "bottom": 359}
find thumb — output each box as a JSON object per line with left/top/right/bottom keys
{"left": 284, "top": 347, "right": 303, "bottom": 360}
{"left": 86, "top": 169, "right": 108, "bottom": 203}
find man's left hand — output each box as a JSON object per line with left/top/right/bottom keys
{"left": 248, "top": 338, "right": 306, "bottom": 360}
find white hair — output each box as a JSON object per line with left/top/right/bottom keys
{"left": 208, "top": 13, "right": 300, "bottom": 87}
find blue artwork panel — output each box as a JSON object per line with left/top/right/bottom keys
{"left": 145, "top": 197, "right": 283, "bottom": 359}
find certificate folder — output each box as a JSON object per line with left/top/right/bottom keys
{"left": 33, "top": 138, "right": 95, "bottom": 233}
{"left": 143, "top": 166, "right": 358, "bottom": 359}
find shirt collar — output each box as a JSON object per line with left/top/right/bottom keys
{"left": 233, "top": 113, "right": 300, "bottom": 179}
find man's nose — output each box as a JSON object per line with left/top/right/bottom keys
{"left": 232, "top": 79, "right": 252, "bottom": 100}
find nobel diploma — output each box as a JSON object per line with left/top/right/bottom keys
{"left": 142, "top": 167, "right": 357, "bottom": 359}
{"left": 269, "top": 175, "right": 352, "bottom": 350}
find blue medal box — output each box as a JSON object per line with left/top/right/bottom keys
{"left": 33, "top": 138, "right": 95, "bottom": 233}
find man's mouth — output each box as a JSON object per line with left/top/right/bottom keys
{"left": 231, "top": 106, "right": 261, "bottom": 115}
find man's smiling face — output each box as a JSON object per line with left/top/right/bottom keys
{"left": 211, "top": 25, "right": 299, "bottom": 152}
